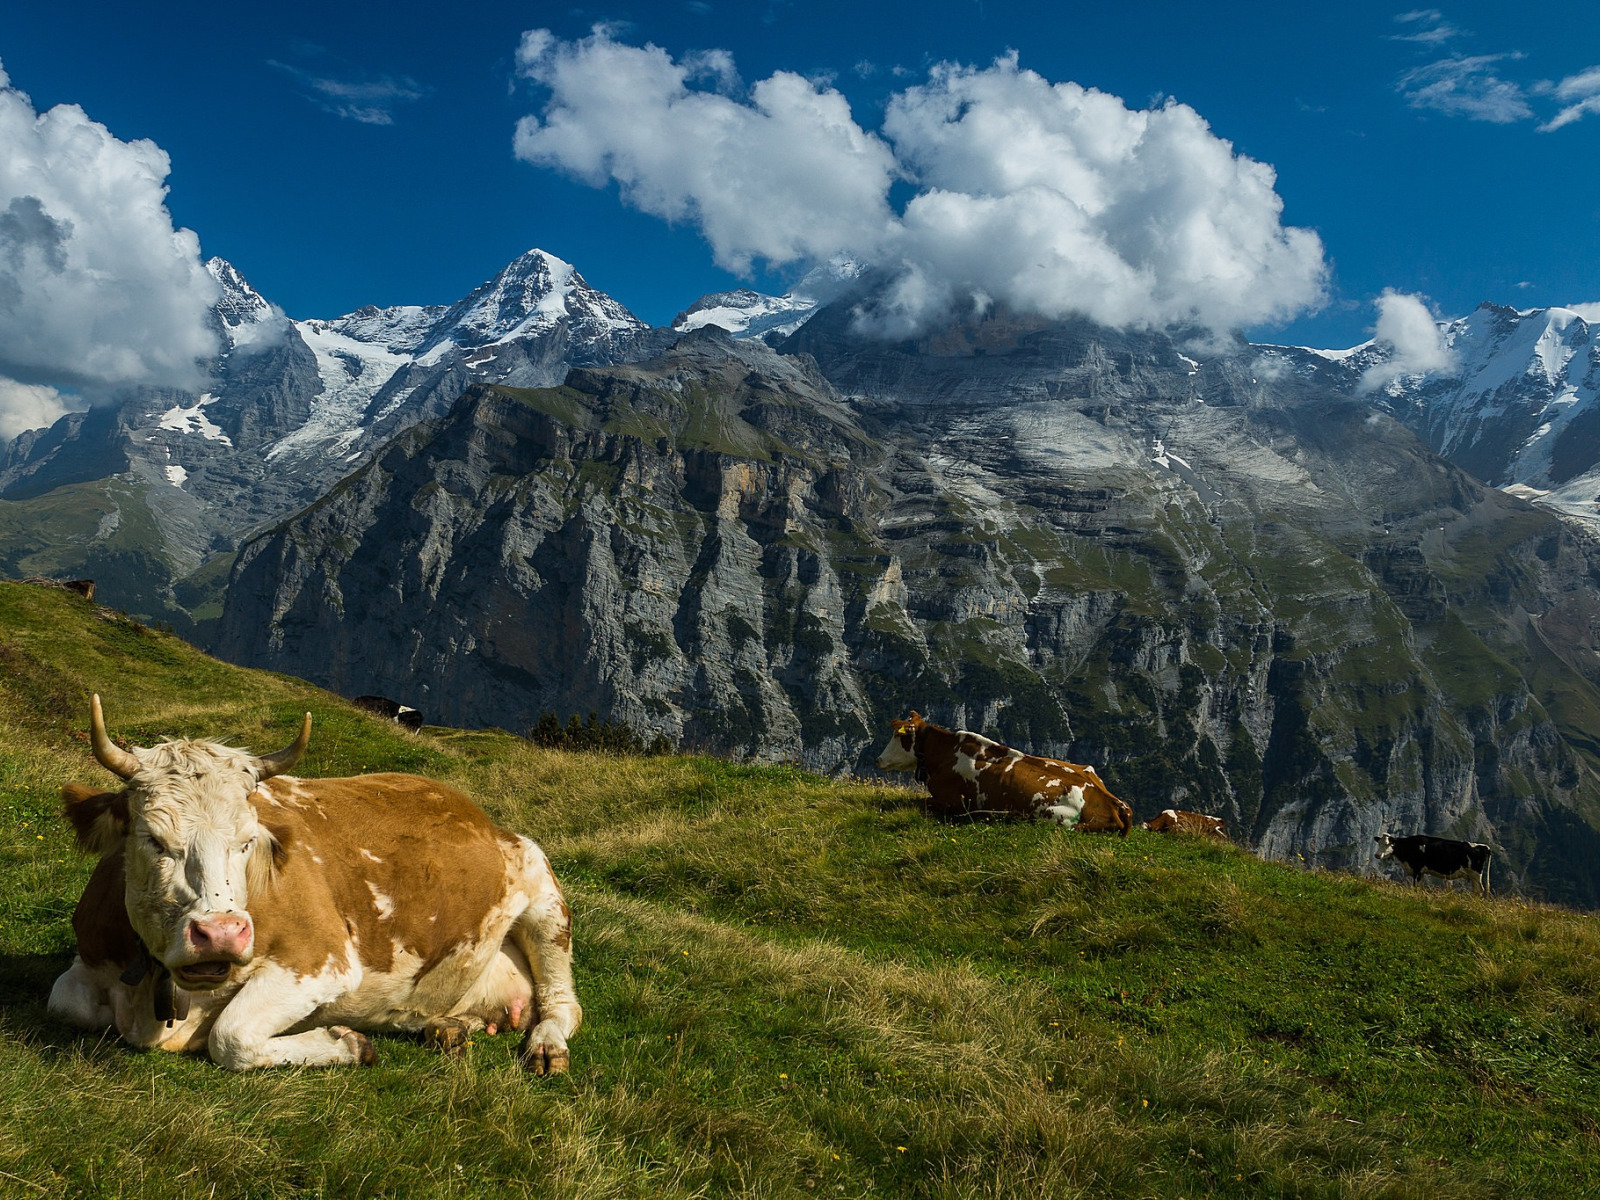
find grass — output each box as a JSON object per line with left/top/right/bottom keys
{"left": 2, "top": 580, "right": 1600, "bottom": 1197}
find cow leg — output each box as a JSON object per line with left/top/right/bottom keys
{"left": 47, "top": 956, "right": 115, "bottom": 1030}
{"left": 508, "top": 849, "right": 582, "bottom": 1075}
{"left": 206, "top": 963, "right": 372, "bottom": 1071}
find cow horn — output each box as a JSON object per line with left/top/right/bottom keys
{"left": 256, "top": 713, "right": 312, "bottom": 780}
{"left": 89, "top": 694, "right": 141, "bottom": 780}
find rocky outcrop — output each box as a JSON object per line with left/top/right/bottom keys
{"left": 216, "top": 318, "right": 1600, "bottom": 906}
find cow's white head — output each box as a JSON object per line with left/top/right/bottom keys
{"left": 875, "top": 712, "right": 925, "bottom": 772}
{"left": 1373, "top": 833, "right": 1395, "bottom": 860}
{"left": 66, "top": 696, "right": 308, "bottom": 991}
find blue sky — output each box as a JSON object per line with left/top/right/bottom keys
{"left": 1, "top": 0, "right": 1597, "bottom": 353}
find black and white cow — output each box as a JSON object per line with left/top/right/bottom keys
{"left": 1374, "top": 833, "right": 1493, "bottom": 896}
{"left": 353, "top": 695, "right": 424, "bottom": 732}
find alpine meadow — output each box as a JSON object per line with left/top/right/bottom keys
{"left": 6, "top": 4, "right": 1600, "bottom": 1197}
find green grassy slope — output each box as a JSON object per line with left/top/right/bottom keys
{"left": 2, "top": 580, "right": 1598, "bottom": 1198}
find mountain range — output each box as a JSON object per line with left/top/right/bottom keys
{"left": 8, "top": 250, "right": 1600, "bottom": 903}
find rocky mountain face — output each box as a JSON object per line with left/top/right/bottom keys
{"left": 215, "top": 307, "right": 1600, "bottom": 906}
{"left": 0, "top": 250, "right": 669, "bottom": 635}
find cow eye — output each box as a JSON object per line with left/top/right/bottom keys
{"left": 146, "top": 833, "right": 168, "bottom": 855}
{"left": 240, "top": 838, "right": 256, "bottom": 855}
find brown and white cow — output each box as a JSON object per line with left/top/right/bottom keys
{"left": 47, "top": 696, "right": 580, "bottom": 1073}
{"left": 1140, "top": 809, "right": 1228, "bottom": 839}
{"left": 875, "top": 711, "right": 1132, "bottom": 836}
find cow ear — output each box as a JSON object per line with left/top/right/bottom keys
{"left": 246, "top": 820, "right": 291, "bottom": 897}
{"left": 62, "top": 783, "right": 129, "bottom": 855}
{"left": 263, "top": 821, "right": 291, "bottom": 871}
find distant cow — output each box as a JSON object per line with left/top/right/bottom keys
{"left": 353, "top": 695, "right": 424, "bottom": 731}
{"left": 1375, "top": 833, "right": 1492, "bottom": 896}
{"left": 48, "top": 696, "right": 579, "bottom": 1072}
{"left": 1141, "top": 809, "right": 1227, "bottom": 839}
{"left": 21, "top": 576, "right": 96, "bottom": 602}
{"left": 875, "top": 711, "right": 1132, "bottom": 836}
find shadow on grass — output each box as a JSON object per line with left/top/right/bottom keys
{"left": 0, "top": 951, "right": 83, "bottom": 1045}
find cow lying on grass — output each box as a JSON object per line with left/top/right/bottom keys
{"left": 48, "top": 696, "right": 580, "bottom": 1072}
{"left": 1141, "top": 809, "right": 1227, "bottom": 839}
{"left": 875, "top": 711, "right": 1131, "bottom": 835}
{"left": 1374, "top": 832, "right": 1493, "bottom": 896}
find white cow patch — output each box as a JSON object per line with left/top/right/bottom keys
{"left": 953, "top": 751, "right": 981, "bottom": 783}
{"left": 1047, "top": 784, "right": 1088, "bottom": 826}
{"left": 360, "top": 849, "right": 383, "bottom": 863}
{"left": 367, "top": 881, "right": 395, "bottom": 920}
{"left": 874, "top": 732, "right": 917, "bottom": 772}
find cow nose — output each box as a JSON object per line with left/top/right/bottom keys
{"left": 188, "top": 915, "right": 253, "bottom": 958}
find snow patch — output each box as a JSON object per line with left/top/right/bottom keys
{"left": 267, "top": 322, "right": 415, "bottom": 463}
{"left": 158, "top": 394, "right": 233, "bottom": 446}
{"left": 163, "top": 465, "right": 188, "bottom": 487}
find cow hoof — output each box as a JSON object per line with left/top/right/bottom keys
{"left": 331, "top": 1025, "right": 377, "bottom": 1067}
{"left": 424, "top": 1018, "right": 472, "bottom": 1056}
{"left": 519, "top": 1034, "right": 570, "bottom": 1076}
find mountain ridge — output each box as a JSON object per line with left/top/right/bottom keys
{"left": 213, "top": 312, "right": 1600, "bottom": 904}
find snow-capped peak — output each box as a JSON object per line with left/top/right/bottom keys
{"left": 206, "top": 257, "right": 288, "bottom": 350}
{"left": 672, "top": 257, "right": 866, "bottom": 341}
{"left": 415, "top": 247, "right": 646, "bottom": 360}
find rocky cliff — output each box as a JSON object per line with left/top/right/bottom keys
{"left": 215, "top": 315, "right": 1600, "bottom": 905}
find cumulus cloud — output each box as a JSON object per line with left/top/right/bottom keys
{"left": 514, "top": 30, "right": 898, "bottom": 276}
{"left": 0, "top": 376, "right": 80, "bottom": 443}
{"left": 512, "top": 30, "right": 1327, "bottom": 336}
{"left": 1397, "top": 54, "right": 1533, "bottom": 123}
{"left": 0, "top": 61, "right": 219, "bottom": 395}
{"left": 1361, "top": 289, "right": 1457, "bottom": 391}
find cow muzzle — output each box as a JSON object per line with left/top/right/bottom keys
{"left": 174, "top": 914, "right": 254, "bottom": 987}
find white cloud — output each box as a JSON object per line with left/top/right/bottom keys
{"left": 1361, "top": 290, "right": 1457, "bottom": 390}
{"left": 1390, "top": 10, "right": 1464, "bottom": 45}
{"left": 1397, "top": 54, "right": 1532, "bottom": 123}
{"left": 869, "top": 56, "right": 1327, "bottom": 335}
{"left": 1539, "top": 65, "right": 1600, "bottom": 131}
{"left": 514, "top": 29, "right": 899, "bottom": 276}
{"left": 512, "top": 31, "right": 1327, "bottom": 336}
{"left": 0, "top": 375, "right": 79, "bottom": 443}
{"left": 268, "top": 60, "right": 426, "bottom": 125}
{"left": 0, "top": 61, "right": 219, "bottom": 395}
{"left": 1567, "top": 302, "right": 1600, "bottom": 322}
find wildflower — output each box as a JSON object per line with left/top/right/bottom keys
{"left": 896, "top": 1146, "right": 907, "bottom": 1153}
{"left": 780, "top": 1073, "right": 788, "bottom": 1080}
{"left": 1142, "top": 1099, "right": 1148, "bottom": 1107}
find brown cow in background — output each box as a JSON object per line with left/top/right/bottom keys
{"left": 875, "top": 711, "right": 1131, "bottom": 836}
{"left": 1141, "top": 808, "right": 1227, "bottom": 839}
